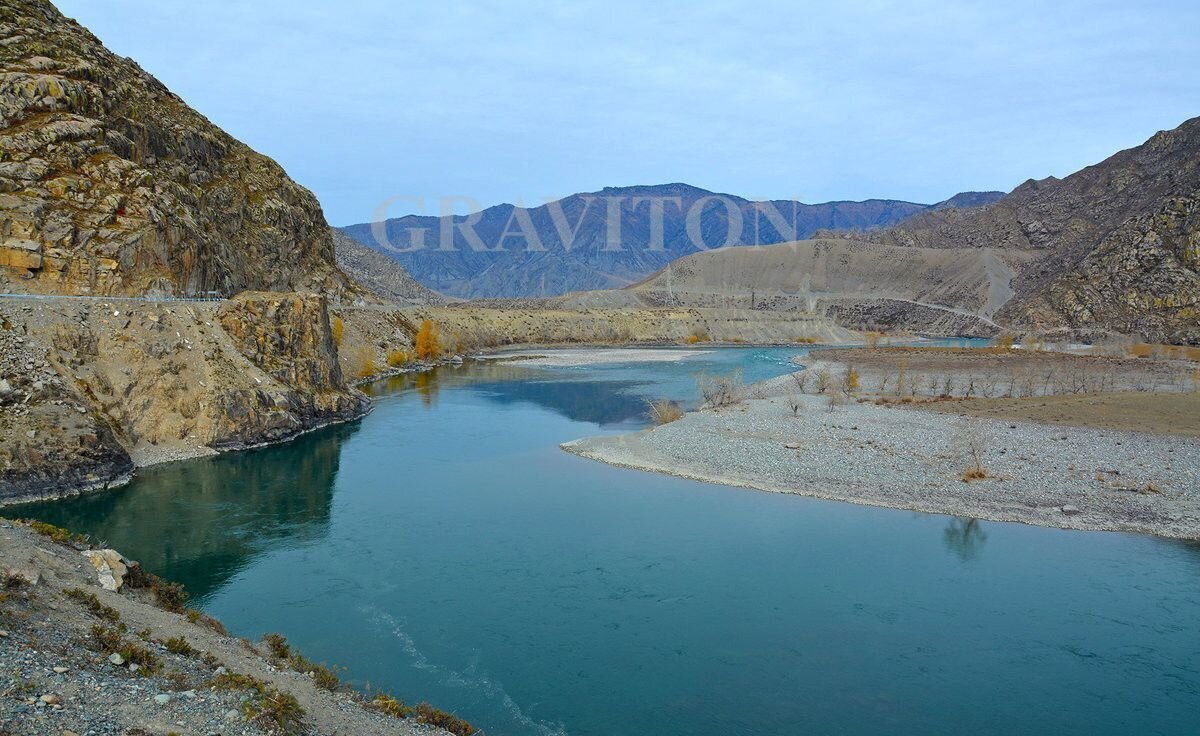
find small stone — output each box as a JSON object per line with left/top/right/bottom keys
{"left": 154, "top": 693, "right": 171, "bottom": 705}
{"left": 214, "top": 666, "right": 227, "bottom": 675}
{"left": 108, "top": 652, "right": 125, "bottom": 665}
{"left": 225, "top": 708, "right": 240, "bottom": 719}
{"left": 1061, "top": 505, "right": 1081, "bottom": 516}
{"left": 52, "top": 666, "right": 68, "bottom": 673}
{"left": 129, "top": 663, "right": 139, "bottom": 672}
{"left": 39, "top": 693, "right": 60, "bottom": 705}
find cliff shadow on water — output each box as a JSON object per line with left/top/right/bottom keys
{"left": 13, "top": 421, "right": 361, "bottom": 602}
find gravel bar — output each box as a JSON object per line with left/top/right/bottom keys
{"left": 563, "top": 376, "right": 1200, "bottom": 539}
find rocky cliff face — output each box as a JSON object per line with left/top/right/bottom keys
{"left": 0, "top": 0, "right": 349, "bottom": 297}
{"left": 825, "top": 118, "right": 1200, "bottom": 343}
{"left": 0, "top": 293, "right": 368, "bottom": 503}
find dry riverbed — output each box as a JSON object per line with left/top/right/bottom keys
{"left": 564, "top": 371, "right": 1200, "bottom": 539}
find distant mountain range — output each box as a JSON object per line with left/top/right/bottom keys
{"left": 339, "top": 185, "right": 1004, "bottom": 299}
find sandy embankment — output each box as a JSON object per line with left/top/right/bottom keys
{"left": 563, "top": 370, "right": 1200, "bottom": 539}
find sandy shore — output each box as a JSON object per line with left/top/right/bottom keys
{"left": 563, "top": 374, "right": 1200, "bottom": 539}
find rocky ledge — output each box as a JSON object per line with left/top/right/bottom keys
{"left": 0, "top": 292, "right": 369, "bottom": 504}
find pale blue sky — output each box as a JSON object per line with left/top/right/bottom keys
{"left": 55, "top": 1, "right": 1200, "bottom": 225}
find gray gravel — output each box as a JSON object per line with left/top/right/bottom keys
{"left": 564, "top": 376, "right": 1200, "bottom": 538}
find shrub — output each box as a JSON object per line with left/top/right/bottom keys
{"left": 696, "top": 371, "right": 745, "bottom": 408}
{"left": 415, "top": 703, "right": 477, "bottom": 736}
{"left": 357, "top": 358, "right": 379, "bottom": 379}
{"left": 64, "top": 588, "right": 121, "bottom": 622}
{"left": 331, "top": 316, "right": 344, "bottom": 346}
{"left": 91, "top": 625, "right": 161, "bottom": 672}
{"left": 684, "top": 330, "right": 709, "bottom": 345}
{"left": 263, "top": 632, "right": 291, "bottom": 660}
{"left": 646, "top": 399, "right": 685, "bottom": 424}
{"left": 786, "top": 393, "right": 802, "bottom": 416}
{"left": 813, "top": 369, "right": 832, "bottom": 394}
{"left": 387, "top": 349, "right": 414, "bottom": 367}
{"left": 415, "top": 319, "right": 442, "bottom": 361}
{"left": 28, "top": 520, "right": 83, "bottom": 544}
{"left": 371, "top": 694, "right": 414, "bottom": 718}
{"left": 207, "top": 671, "right": 307, "bottom": 734}
{"left": 992, "top": 332, "right": 1016, "bottom": 351}
{"left": 247, "top": 687, "right": 306, "bottom": 734}
{"left": 125, "top": 564, "right": 189, "bottom": 613}
{"left": 794, "top": 336, "right": 817, "bottom": 344}
{"left": 843, "top": 365, "right": 860, "bottom": 393}
{"left": 791, "top": 371, "right": 810, "bottom": 394}
{"left": 163, "top": 636, "right": 198, "bottom": 657}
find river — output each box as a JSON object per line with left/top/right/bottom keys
{"left": 17, "top": 346, "right": 1200, "bottom": 735}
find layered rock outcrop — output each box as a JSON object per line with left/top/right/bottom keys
{"left": 0, "top": 292, "right": 368, "bottom": 503}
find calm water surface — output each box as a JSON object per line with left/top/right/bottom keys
{"left": 19, "top": 346, "right": 1200, "bottom": 735}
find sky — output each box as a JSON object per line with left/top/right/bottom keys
{"left": 53, "top": 0, "right": 1200, "bottom": 226}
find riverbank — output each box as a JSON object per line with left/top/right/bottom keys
{"left": 564, "top": 369, "right": 1200, "bottom": 539}
{"left": 0, "top": 519, "right": 471, "bottom": 735}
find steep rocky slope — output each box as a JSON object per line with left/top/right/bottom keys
{"left": 332, "top": 229, "right": 445, "bottom": 305}
{"left": 0, "top": 0, "right": 349, "bottom": 297}
{"left": 339, "top": 184, "right": 1002, "bottom": 299}
{"left": 0, "top": 293, "right": 368, "bottom": 503}
{"left": 825, "top": 117, "right": 1200, "bottom": 342}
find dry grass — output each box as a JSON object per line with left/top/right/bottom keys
{"left": 647, "top": 399, "right": 685, "bottom": 424}
{"left": 331, "top": 316, "right": 344, "bottom": 346}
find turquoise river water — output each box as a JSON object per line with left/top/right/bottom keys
{"left": 17, "top": 346, "right": 1200, "bottom": 735}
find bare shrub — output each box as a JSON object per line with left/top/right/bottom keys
{"left": 697, "top": 371, "right": 745, "bottom": 408}
{"left": 791, "top": 371, "right": 811, "bottom": 394}
{"left": 646, "top": 399, "right": 685, "bottom": 425}
{"left": 813, "top": 369, "right": 832, "bottom": 395}
{"left": 958, "top": 422, "right": 991, "bottom": 482}
{"left": 786, "top": 393, "right": 803, "bottom": 416}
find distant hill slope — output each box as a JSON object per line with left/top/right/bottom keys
{"left": 822, "top": 118, "right": 1200, "bottom": 342}
{"left": 340, "top": 184, "right": 1002, "bottom": 299}
{"left": 0, "top": 0, "right": 349, "bottom": 297}
{"left": 332, "top": 229, "right": 444, "bottom": 305}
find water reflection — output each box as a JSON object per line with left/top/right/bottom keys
{"left": 15, "top": 421, "right": 357, "bottom": 601}
{"left": 943, "top": 517, "right": 988, "bottom": 561}
{"left": 371, "top": 362, "right": 651, "bottom": 426}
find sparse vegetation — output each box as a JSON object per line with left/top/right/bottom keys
{"left": 91, "top": 625, "right": 161, "bottom": 673}
{"left": 387, "top": 348, "right": 415, "bottom": 367}
{"left": 696, "top": 371, "right": 745, "bottom": 408}
{"left": 684, "top": 330, "right": 710, "bottom": 345}
{"left": 163, "top": 635, "right": 199, "bottom": 657}
{"left": 207, "top": 670, "right": 307, "bottom": 733}
{"left": 414, "top": 702, "right": 477, "bottom": 736}
{"left": 125, "top": 563, "right": 189, "bottom": 613}
{"left": 64, "top": 587, "right": 121, "bottom": 622}
{"left": 647, "top": 398, "right": 685, "bottom": 424}
{"left": 786, "top": 393, "right": 803, "bottom": 416}
{"left": 415, "top": 319, "right": 442, "bottom": 360}
{"left": 791, "top": 371, "right": 810, "bottom": 394}
{"left": 262, "top": 633, "right": 342, "bottom": 692}
{"left": 331, "top": 316, "right": 345, "bottom": 346}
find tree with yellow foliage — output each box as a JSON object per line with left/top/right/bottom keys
{"left": 415, "top": 319, "right": 442, "bottom": 361}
